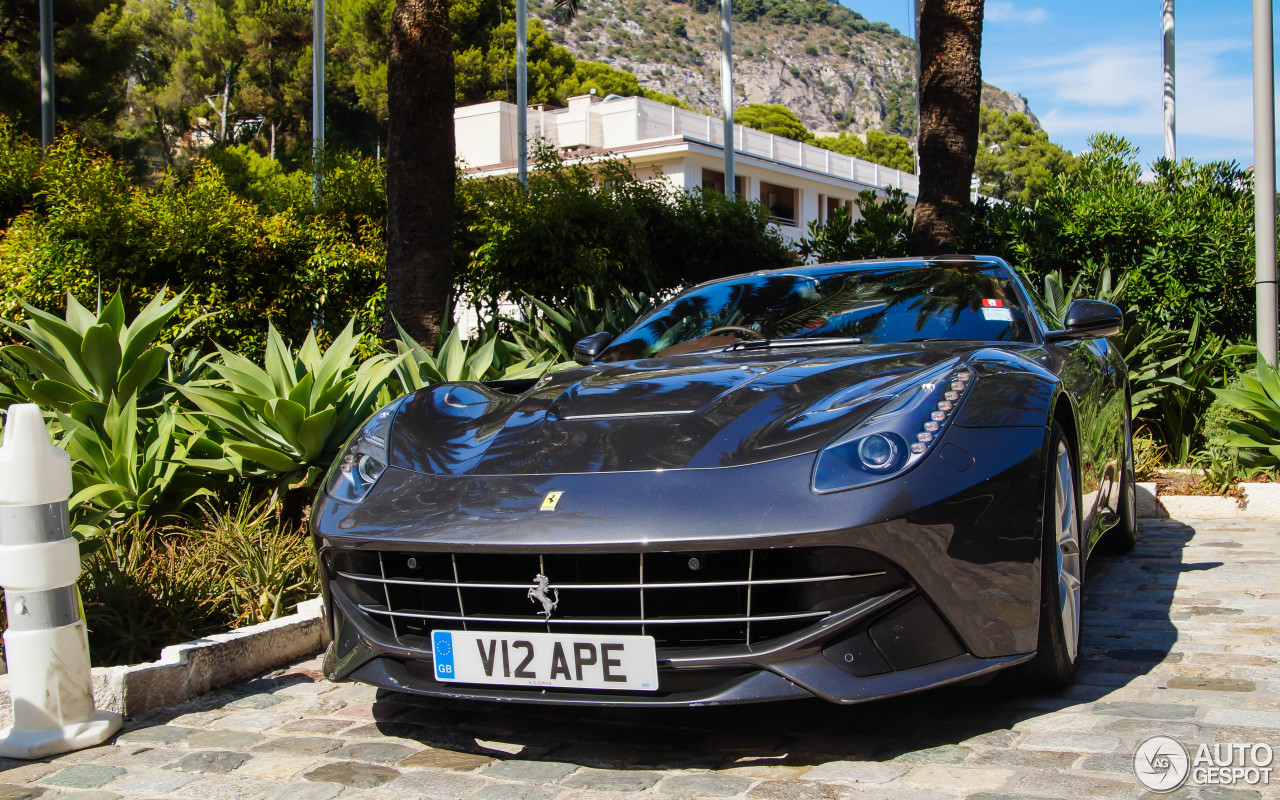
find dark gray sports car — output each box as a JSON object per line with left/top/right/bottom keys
{"left": 312, "top": 255, "right": 1135, "bottom": 706}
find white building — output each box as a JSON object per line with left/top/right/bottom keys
{"left": 454, "top": 94, "right": 919, "bottom": 244}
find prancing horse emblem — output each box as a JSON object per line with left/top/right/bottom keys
{"left": 527, "top": 573, "right": 559, "bottom": 620}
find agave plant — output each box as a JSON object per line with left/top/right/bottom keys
{"left": 393, "top": 322, "right": 556, "bottom": 390}
{"left": 57, "top": 398, "right": 227, "bottom": 538}
{"left": 1210, "top": 358, "right": 1280, "bottom": 469}
{"left": 3, "top": 289, "right": 193, "bottom": 424}
{"left": 503, "top": 286, "right": 657, "bottom": 363}
{"left": 178, "top": 320, "right": 404, "bottom": 491}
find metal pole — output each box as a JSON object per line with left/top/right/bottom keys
{"left": 312, "top": 0, "right": 325, "bottom": 206}
{"left": 720, "top": 0, "right": 734, "bottom": 194}
{"left": 516, "top": 0, "right": 528, "bottom": 188}
{"left": 1254, "top": 0, "right": 1277, "bottom": 365}
{"left": 1162, "top": 0, "right": 1175, "bottom": 160}
{"left": 38, "top": 0, "right": 54, "bottom": 152}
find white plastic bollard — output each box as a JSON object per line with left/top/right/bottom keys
{"left": 0, "top": 404, "right": 121, "bottom": 759}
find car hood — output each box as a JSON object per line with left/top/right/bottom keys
{"left": 388, "top": 342, "right": 988, "bottom": 476}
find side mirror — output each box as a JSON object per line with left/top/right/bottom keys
{"left": 1045, "top": 299, "right": 1123, "bottom": 342}
{"left": 573, "top": 332, "right": 614, "bottom": 365}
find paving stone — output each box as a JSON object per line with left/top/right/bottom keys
{"left": 61, "top": 792, "right": 121, "bottom": 800}
{"left": 0, "top": 764, "right": 57, "bottom": 784}
{"left": 231, "top": 754, "right": 322, "bottom": 781}
{"left": 659, "top": 773, "right": 754, "bottom": 797}
{"left": 301, "top": 761, "right": 399, "bottom": 789}
{"left": 397, "top": 748, "right": 495, "bottom": 772}
{"left": 1166, "top": 677, "right": 1257, "bottom": 692}
{"left": 326, "top": 742, "right": 417, "bottom": 765}
{"left": 0, "top": 786, "right": 45, "bottom": 800}
{"left": 209, "top": 712, "right": 294, "bottom": 732}
{"left": 1077, "top": 753, "right": 1137, "bottom": 775}
{"left": 964, "top": 750, "right": 1078, "bottom": 769}
{"left": 251, "top": 737, "right": 342, "bottom": 757}
{"left": 271, "top": 719, "right": 351, "bottom": 736}
{"left": 467, "top": 785, "right": 553, "bottom": 800}
{"left": 225, "top": 694, "right": 287, "bottom": 711}
{"left": 170, "top": 751, "right": 253, "bottom": 775}
{"left": 901, "top": 765, "right": 1016, "bottom": 794}
{"left": 1019, "top": 733, "right": 1122, "bottom": 753}
{"left": 93, "top": 746, "right": 182, "bottom": 769}
{"left": 382, "top": 769, "right": 487, "bottom": 798}
{"left": 259, "top": 782, "right": 344, "bottom": 800}
{"left": 890, "top": 745, "right": 973, "bottom": 765}
{"left": 1010, "top": 772, "right": 1134, "bottom": 800}
{"left": 800, "top": 762, "right": 910, "bottom": 783}
{"left": 1092, "top": 701, "right": 1199, "bottom": 720}
{"left": 173, "top": 775, "right": 278, "bottom": 800}
{"left": 104, "top": 769, "right": 199, "bottom": 794}
{"left": 966, "top": 795, "right": 1069, "bottom": 800}
{"left": 41, "top": 766, "right": 126, "bottom": 790}
{"left": 1103, "top": 718, "right": 1202, "bottom": 739}
{"left": 560, "top": 768, "right": 661, "bottom": 792}
{"left": 183, "top": 731, "right": 267, "bottom": 750}
{"left": 1203, "top": 708, "right": 1280, "bottom": 730}
{"left": 114, "top": 726, "right": 199, "bottom": 745}
{"left": 480, "top": 760, "right": 577, "bottom": 783}
{"left": 745, "top": 780, "right": 849, "bottom": 800}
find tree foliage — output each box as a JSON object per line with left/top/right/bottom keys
{"left": 812, "top": 129, "right": 914, "bottom": 172}
{"left": 975, "top": 108, "right": 1075, "bottom": 206}
{"left": 735, "top": 103, "right": 813, "bottom": 143}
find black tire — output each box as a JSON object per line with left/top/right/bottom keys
{"left": 1102, "top": 410, "right": 1139, "bottom": 554}
{"left": 1027, "top": 422, "right": 1084, "bottom": 689}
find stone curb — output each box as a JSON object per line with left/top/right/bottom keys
{"left": 1, "top": 598, "right": 329, "bottom": 725}
{"left": 1137, "top": 480, "right": 1280, "bottom": 519}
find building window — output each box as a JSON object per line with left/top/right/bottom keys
{"left": 702, "top": 168, "right": 747, "bottom": 196}
{"left": 826, "top": 195, "right": 843, "bottom": 220}
{"left": 759, "top": 181, "right": 797, "bottom": 226}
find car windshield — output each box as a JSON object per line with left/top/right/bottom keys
{"left": 600, "top": 262, "right": 1034, "bottom": 362}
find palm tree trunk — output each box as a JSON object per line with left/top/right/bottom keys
{"left": 384, "top": 0, "right": 455, "bottom": 347}
{"left": 910, "top": 0, "right": 984, "bottom": 255}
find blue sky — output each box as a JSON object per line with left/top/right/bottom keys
{"left": 845, "top": 0, "right": 1271, "bottom": 169}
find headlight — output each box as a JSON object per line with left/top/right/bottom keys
{"left": 324, "top": 396, "right": 406, "bottom": 503}
{"left": 812, "top": 362, "right": 974, "bottom": 493}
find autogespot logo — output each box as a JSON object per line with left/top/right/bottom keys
{"left": 1134, "top": 736, "right": 1275, "bottom": 792}
{"left": 1134, "top": 736, "right": 1190, "bottom": 792}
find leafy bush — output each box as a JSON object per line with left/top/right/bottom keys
{"left": 393, "top": 323, "right": 555, "bottom": 389}
{"left": 80, "top": 522, "right": 228, "bottom": 666}
{"left": 198, "top": 498, "right": 318, "bottom": 625}
{"left": 0, "top": 133, "right": 384, "bottom": 355}
{"left": 798, "top": 189, "right": 912, "bottom": 262}
{"left": 1121, "top": 316, "right": 1252, "bottom": 464}
{"left": 455, "top": 148, "right": 793, "bottom": 302}
{"left": 0, "top": 116, "right": 41, "bottom": 226}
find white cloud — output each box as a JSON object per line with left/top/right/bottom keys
{"left": 989, "top": 37, "right": 1254, "bottom": 146}
{"left": 986, "top": 2, "right": 1049, "bottom": 25}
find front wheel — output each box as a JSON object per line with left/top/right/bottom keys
{"left": 1027, "top": 423, "right": 1084, "bottom": 689}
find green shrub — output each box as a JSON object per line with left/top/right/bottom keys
{"left": 455, "top": 148, "right": 793, "bottom": 302}
{"left": 503, "top": 285, "right": 657, "bottom": 362}
{"left": 0, "top": 133, "right": 384, "bottom": 356}
{"left": 198, "top": 498, "right": 318, "bottom": 625}
{"left": 80, "top": 522, "right": 229, "bottom": 667}
{"left": 798, "top": 189, "right": 911, "bottom": 262}
{"left": 0, "top": 116, "right": 41, "bottom": 227}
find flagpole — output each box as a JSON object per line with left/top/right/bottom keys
{"left": 312, "top": 0, "right": 325, "bottom": 205}
{"left": 1161, "top": 0, "right": 1175, "bottom": 160}
{"left": 517, "top": 0, "right": 528, "bottom": 188}
{"left": 39, "top": 0, "right": 54, "bottom": 153}
{"left": 720, "top": 0, "right": 734, "bottom": 195}
{"left": 1254, "top": 0, "right": 1277, "bottom": 365}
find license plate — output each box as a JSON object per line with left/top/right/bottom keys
{"left": 431, "top": 630, "right": 659, "bottom": 692}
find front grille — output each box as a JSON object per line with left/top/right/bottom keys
{"left": 330, "top": 547, "right": 908, "bottom": 649}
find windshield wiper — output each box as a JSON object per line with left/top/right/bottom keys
{"left": 727, "top": 336, "right": 863, "bottom": 351}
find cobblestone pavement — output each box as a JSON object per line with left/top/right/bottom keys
{"left": 3, "top": 518, "right": 1280, "bottom": 800}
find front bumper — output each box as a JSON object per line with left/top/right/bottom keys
{"left": 312, "top": 424, "right": 1047, "bottom": 706}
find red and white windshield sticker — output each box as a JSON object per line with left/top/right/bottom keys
{"left": 981, "top": 298, "right": 1005, "bottom": 308}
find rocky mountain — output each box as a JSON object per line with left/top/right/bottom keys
{"left": 529, "top": 0, "right": 1035, "bottom": 138}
